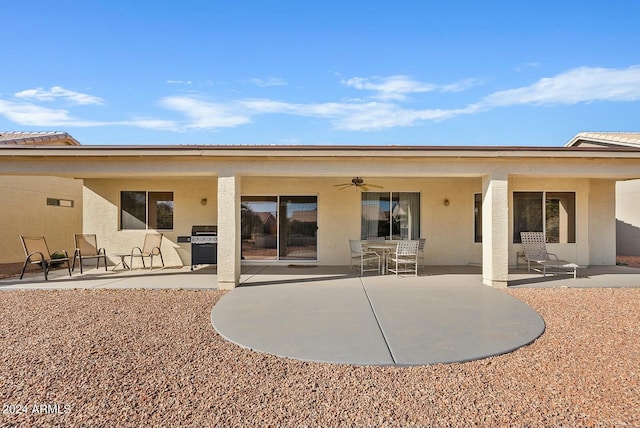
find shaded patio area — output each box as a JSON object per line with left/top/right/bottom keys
{"left": 1, "top": 264, "right": 639, "bottom": 290}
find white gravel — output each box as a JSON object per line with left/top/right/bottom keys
{"left": 0, "top": 288, "right": 638, "bottom": 427}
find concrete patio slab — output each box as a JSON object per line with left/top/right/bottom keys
{"left": 0, "top": 265, "right": 219, "bottom": 290}
{"left": 3, "top": 263, "right": 638, "bottom": 366}
{"left": 364, "top": 278, "right": 544, "bottom": 365}
{"left": 211, "top": 265, "right": 546, "bottom": 366}
{"left": 211, "top": 277, "right": 396, "bottom": 365}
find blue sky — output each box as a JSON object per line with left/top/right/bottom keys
{"left": 2, "top": 1, "right": 640, "bottom": 146}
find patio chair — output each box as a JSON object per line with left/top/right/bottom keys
{"left": 349, "top": 240, "right": 381, "bottom": 275}
{"left": 520, "top": 232, "right": 578, "bottom": 279}
{"left": 19, "top": 235, "right": 72, "bottom": 280}
{"left": 387, "top": 240, "right": 419, "bottom": 277}
{"left": 130, "top": 233, "right": 164, "bottom": 270}
{"left": 417, "top": 238, "right": 426, "bottom": 272}
{"left": 72, "top": 234, "right": 107, "bottom": 274}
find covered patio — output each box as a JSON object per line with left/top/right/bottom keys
{"left": 1, "top": 139, "right": 640, "bottom": 290}
{"left": 2, "top": 263, "right": 639, "bottom": 290}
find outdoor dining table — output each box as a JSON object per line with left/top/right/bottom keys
{"left": 361, "top": 240, "right": 399, "bottom": 274}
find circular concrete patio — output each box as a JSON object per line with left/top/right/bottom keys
{"left": 210, "top": 273, "right": 545, "bottom": 366}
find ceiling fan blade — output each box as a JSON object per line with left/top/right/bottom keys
{"left": 360, "top": 185, "right": 370, "bottom": 191}
{"left": 367, "top": 184, "right": 384, "bottom": 189}
{"left": 334, "top": 183, "right": 353, "bottom": 188}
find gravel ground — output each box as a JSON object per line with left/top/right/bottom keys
{"left": 0, "top": 288, "right": 638, "bottom": 427}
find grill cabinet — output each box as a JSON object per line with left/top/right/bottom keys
{"left": 190, "top": 225, "right": 217, "bottom": 270}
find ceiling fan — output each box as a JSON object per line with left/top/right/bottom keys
{"left": 334, "top": 177, "right": 384, "bottom": 191}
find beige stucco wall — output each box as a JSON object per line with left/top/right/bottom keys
{"left": 81, "top": 174, "right": 619, "bottom": 269}
{"left": 589, "top": 179, "right": 617, "bottom": 265}
{"left": 509, "top": 177, "right": 617, "bottom": 266}
{"left": 83, "top": 176, "right": 484, "bottom": 267}
{"left": 0, "top": 176, "right": 83, "bottom": 263}
{"left": 240, "top": 176, "right": 483, "bottom": 266}
{"left": 616, "top": 179, "right": 640, "bottom": 255}
{"left": 83, "top": 177, "right": 217, "bottom": 267}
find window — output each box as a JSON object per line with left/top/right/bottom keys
{"left": 47, "top": 198, "right": 74, "bottom": 207}
{"left": 121, "top": 191, "right": 174, "bottom": 230}
{"left": 474, "top": 193, "right": 482, "bottom": 243}
{"left": 241, "top": 195, "right": 317, "bottom": 260}
{"left": 513, "top": 192, "right": 575, "bottom": 243}
{"left": 361, "top": 192, "right": 420, "bottom": 240}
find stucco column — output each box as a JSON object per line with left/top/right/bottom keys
{"left": 589, "top": 179, "right": 617, "bottom": 265}
{"left": 217, "top": 173, "right": 241, "bottom": 289}
{"left": 482, "top": 173, "right": 509, "bottom": 287}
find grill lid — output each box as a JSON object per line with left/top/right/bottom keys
{"left": 191, "top": 225, "right": 217, "bottom": 236}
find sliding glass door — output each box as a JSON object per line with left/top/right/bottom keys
{"left": 361, "top": 192, "right": 420, "bottom": 240}
{"left": 279, "top": 196, "right": 318, "bottom": 260}
{"left": 241, "top": 197, "right": 278, "bottom": 260}
{"left": 241, "top": 195, "right": 317, "bottom": 261}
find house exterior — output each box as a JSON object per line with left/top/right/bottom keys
{"left": 1, "top": 134, "right": 639, "bottom": 288}
{"left": 0, "top": 132, "right": 83, "bottom": 263}
{"left": 566, "top": 132, "right": 640, "bottom": 256}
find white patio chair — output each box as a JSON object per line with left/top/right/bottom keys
{"left": 349, "top": 240, "right": 381, "bottom": 275}
{"left": 520, "top": 232, "right": 578, "bottom": 279}
{"left": 417, "top": 238, "right": 426, "bottom": 272}
{"left": 387, "top": 240, "right": 419, "bottom": 277}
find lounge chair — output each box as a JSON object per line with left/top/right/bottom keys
{"left": 387, "top": 240, "right": 419, "bottom": 277}
{"left": 72, "top": 234, "right": 107, "bottom": 274}
{"left": 19, "top": 235, "right": 72, "bottom": 280}
{"left": 349, "top": 239, "right": 380, "bottom": 275}
{"left": 130, "top": 233, "right": 164, "bottom": 270}
{"left": 520, "top": 232, "right": 578, "bottom": 279}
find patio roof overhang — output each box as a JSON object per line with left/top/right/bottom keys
{"left": 1, "top": 144, "right": 640, "bottom": 180}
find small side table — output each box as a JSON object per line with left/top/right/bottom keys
{"left": 113, "top": 253, "right": 131, "bottom": 271}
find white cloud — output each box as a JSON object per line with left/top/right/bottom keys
{"left": 0, "top": 99, "right": 179, "bottom": 131}
{"left": 14, "top": 86, "right": 104, "bottom": 105}
{"left": 159, "top": 96, "right": 251, "bottom": 128}
{"left": 249, "top": 77, "right": 287, "bottom": 87}
{"left": 482, "top": 65, "right": 640, "bottom": 107}
{"left": 342, "top": 76, "right": 436, "bottom": 100}
{"left": 3, "top": 66, "right": 639, "bottom": 134}
{"left": 121, "top": 118, "right": 179, "bottom": 131}
{"left": 0, "top": 100, "right": 90, "bottom": 126}
{"left": 166, "top": 80, "right": 193, "bottom": 85}
{"left": 169, "top": 96, "right": 473, "bottom": 131}
{"left": 341, "top": 75, "right": 478, "bottom": 100}
{"left": 328, "top": 102, "right": 476, "bottom": 131}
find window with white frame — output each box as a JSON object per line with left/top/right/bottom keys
{"left": 121, "top": 191, "right": 174, "bottom": 230}
{"left": 361, "top": 192, "right": 420, "bottom": 240}
{"left": 513, "top": 192, "right": 575, "bottom": 243}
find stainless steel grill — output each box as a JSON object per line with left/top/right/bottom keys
{"left": 190, "top": 225, "right": 217, "bottom": 269}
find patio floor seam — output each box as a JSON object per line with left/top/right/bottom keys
{"left": 239, "top": 265, "right": 269, "bottom": 285}
{"left": 360, "top": 278, "right": 396, "bottom": 365}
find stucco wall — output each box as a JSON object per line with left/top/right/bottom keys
{"left": 241, "top": 176, "right": 482, "bottom": 266}
{"left": 616, "top": 179, "right": 640, "bottom": 255}
{"left": 82, "top": 175, "right": 617, "bottom": 268}
{"left": 83, "top": 178, "right": 217, "bottom": 267}
{"left": 0, "top": 176, "right": 83, "bottom": 263}
{"left": 507, "top": 177, "right": 617, "bottom": 266}
{"left": 589, "top": 179, "right": 617, "bottom": 265}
